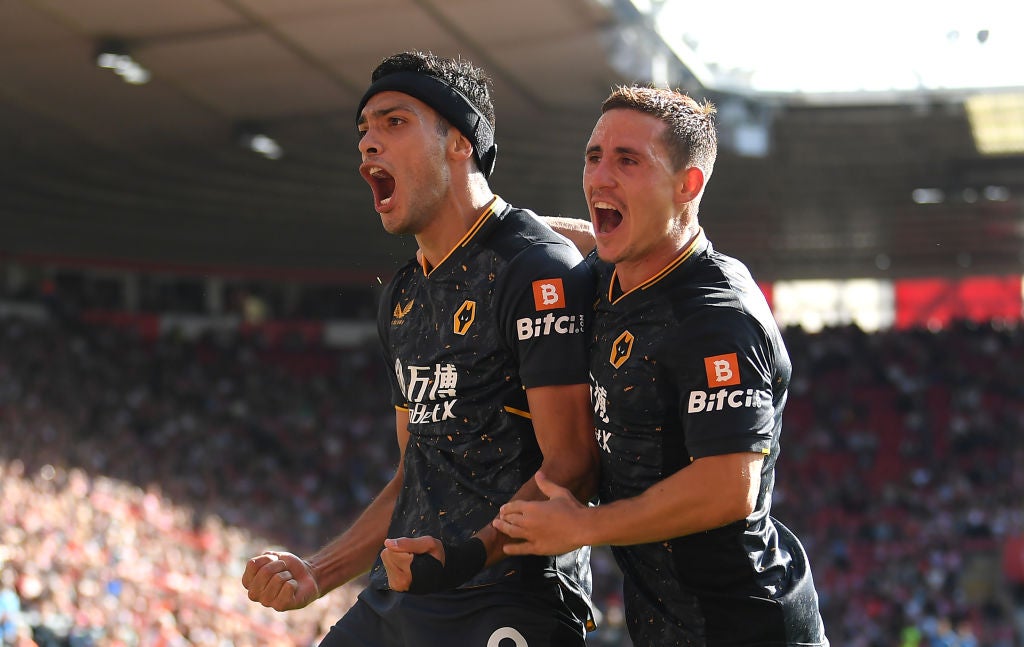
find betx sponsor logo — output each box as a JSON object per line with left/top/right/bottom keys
{"left": 409, "top": 400, "right": 458, "bottom": 424}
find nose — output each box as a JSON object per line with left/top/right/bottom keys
{"left": 584, "top": 157, "right": 614, "bottom": 191}
{"left": 358, "top": 125, "right": 379, "bottom": 157}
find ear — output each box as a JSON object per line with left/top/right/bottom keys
{"left": 676, "top": 166, "right": 705, "bottom": 205}
{"left": 447, "top": 130, "right": 476, "bottom": 165}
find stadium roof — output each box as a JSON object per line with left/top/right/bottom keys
{"left": 1, "top": 0, "right": 1022, "bottom": 284}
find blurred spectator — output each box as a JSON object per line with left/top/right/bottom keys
{"left": 1, "top": 567, "right": 25, "bottom": 644}
{"left": 776, "top": 321, "right": 1024, "bottom": 647}
{"left": 2, "top": 310, "right": 1023, "bottom": 646}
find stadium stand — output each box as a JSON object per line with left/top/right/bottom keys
{"left": 2, "top": 298, "right": 1023, "bottom": 646}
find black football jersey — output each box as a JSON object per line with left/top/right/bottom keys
{"left": 589, "top": 230, "right": 828, "bottom": 646}
{"left": 370, "top": 197, "right": 594, "bottom": 610}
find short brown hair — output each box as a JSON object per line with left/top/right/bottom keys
{"left": 602, "top": 86, "right": 717, "bottom": 176}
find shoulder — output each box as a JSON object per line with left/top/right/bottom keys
{"left": 681, "top": 245, "right": 776, "bottom": 335}
{"left": 487, "top": 206, "right": 585, "bottom": 268}
{"left": 481, "top": 208, "right": 595, "bottom": 304}
{"left": 682, "top": 305, "right": 770, "bottom": 353}
{"left": 672, "top": 252, "right": 789, "bottom": 375}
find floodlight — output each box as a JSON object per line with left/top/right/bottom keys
{"left": 95, "top": 38, "right": 151, "bottom": 85}
{"left": 965, "top": 92, "right": 1024, "bottom": 155}
{"left": 236, "top": 123, "right": 283, "bottom": 160}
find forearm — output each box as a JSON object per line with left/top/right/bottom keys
{"left": 540, "top": 450, "right": 599, "bottom": 503}
{"left": 582, "top": 486, "right": 731, "bottom": 547}
{"left": 479, "top": 443, "right": 598, "bottom": 565}
{"left": 308, "top": 475, "right": 400, "bottom": 593}
{"left": 477, "top": 382, "right": 598, "bottom": 563}
{"left": 540, "top": 216, "right": 595, "bottom": 256}
{"left": 527, "top": 382, "right": 599, "bottom": 503}
{"left": 583, "top": 453, "right": 762, "bottom": 547}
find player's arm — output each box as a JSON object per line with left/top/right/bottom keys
{"left": 475, "top": 381, "right": 598, "bottom": 564}
{"left": 595, "top": 450, "right": 761, "bottom": 544}
{"left": 539, "top": 216, "right": 595, "bottom": 257}
{"left": 242, "top": 408, "right": 410, "bottom": 610}
{"left": 497, "top": 450, "right": 761, "bottom": 556}
{"left": 499, "top": 311, "right": 774, "bottom": 555}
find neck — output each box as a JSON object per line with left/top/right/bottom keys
{"left": 416, "top": 173, "right": 494, "bottom": 270}
{"left": 615, "top": 224, "right": 700, "bottom": 293}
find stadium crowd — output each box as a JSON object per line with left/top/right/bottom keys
{"left": 2, "top": 305, "right": 1023, "bottom": 646}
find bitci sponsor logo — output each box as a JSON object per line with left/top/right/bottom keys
{"left": 531, "top": 278, "right": 564, "bottom": 311}
{"left": 687, "top": 387, "right": 770, "bottom": 414}
{"left": 516, "top": 313, "right": 584, "bottom": 340}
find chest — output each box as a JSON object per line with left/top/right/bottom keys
{"left": 386, "top": 264, "right": 513, "bottom": 401}
{"left": 593, "top": 293, "right": 682, "bottom": 397}
{"left": 590, "top": 298, "right": 687, "bottom": 443}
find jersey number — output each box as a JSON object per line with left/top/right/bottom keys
{"left": 487, "top": 626, "right": 528, "bottom": 647}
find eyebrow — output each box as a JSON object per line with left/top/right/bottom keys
{"left": 357, "top": 103, "right": 414, "bottom": 127}
{"left": 585, "top": 144, "right": 645, "bottom": 156}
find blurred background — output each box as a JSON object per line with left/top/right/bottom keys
{"left": 2, "top": 0, "right": 1023, "bottom": 645}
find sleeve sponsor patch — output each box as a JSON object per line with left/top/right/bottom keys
{"left": 703, "top": 352, "right": 741, "bottom": 387}
{"left": 532, "top": 278, "right": 565, "bottom": 311}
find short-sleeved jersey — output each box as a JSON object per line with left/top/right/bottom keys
{"left": 370, "top": 197, "right": 594, "bottom": 613}
{"left": 588, "top": 230, "right": 828, "bottom": 646}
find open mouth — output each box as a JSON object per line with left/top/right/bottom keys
{"left": 364, "top": 165, "right": 396, "bottom": 210}
{"left": 593, "top": 201, "right": 623, "bottom": 234}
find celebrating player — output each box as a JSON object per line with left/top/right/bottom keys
{"left": 242, "top": 51, "right": 597, "bottom": 646}
{"left": 495, "top": 85, "right": 830, "bottom": 646}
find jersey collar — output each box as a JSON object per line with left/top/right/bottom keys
{"left": 609, "top": 228, "right": 707, "bottom": 304}
{"left": 420, "top": 195, "right": 507, "bottom": 276}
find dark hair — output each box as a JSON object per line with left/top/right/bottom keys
{"left": 602, "top": 86, "right": 717, "bottom": 176}
{"left": 370, "top": 51, "right": 496, "bottom": 132}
